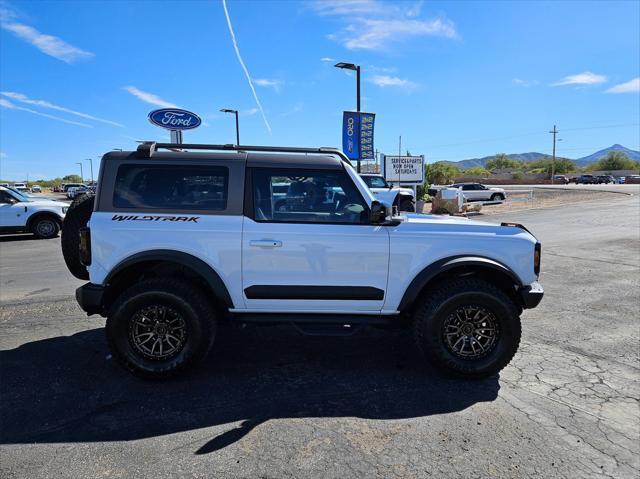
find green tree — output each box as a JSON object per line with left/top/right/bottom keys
{"left": 486, "top": 153, "right": 522, "bottom": 171}
{"left": 527, "top": 157, "right": 576, "bottom": 175}
{"left": 593, "top": 151, "right": 636, "bottom": 171}
{"left": 462, "top": 166, "right": 490, "bottom": 176}
{"left": 62, "top": 174, "right": 82, "bottom": 183}
{"left": 426, "top": 162, "right": 460, "bottom": 185}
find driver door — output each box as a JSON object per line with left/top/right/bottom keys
{"left": 0, "top": 190, "right": 25, "bottom": 227}
{"left": 241, "top": 166, "right": 390, "bottom": 312}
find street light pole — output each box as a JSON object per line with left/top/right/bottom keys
{"left": 84, "top": 158, "right": 94, "bottom": 184}
{"left": 220, "top": 108, "right": 240, "bottom": 145}
{"left": 76, "top": 162, "right": 83, "bottom": 182}
{"left": 335, "top": 62, "right": 362, "bottom": 172}
{"left": 549, "top": 125, "right": 558, "bottom": 184}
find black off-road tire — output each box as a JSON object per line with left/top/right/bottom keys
{"left": 31, "top": 216, "right": 60, "bottom": 239}
{"left": 413, "top": 277, "right": 521, "bottom": 378}
{"left": 106, "top": 278, "right": 217, "bottom": 379}
{"left": 490, "top": 193, "right": 504, "bottom": 201}
{"left": 399, "top": 198, "right": 415, "bottom": 212}
{"left": 61, "top": 193, "right": 94, "bottom": 280}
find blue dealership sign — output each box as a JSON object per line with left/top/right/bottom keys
{"left": 342, "top": 111, "right": 375, "bottom": 160}
{"left": 148, "top": 108, "right": 202, "bottom": 130}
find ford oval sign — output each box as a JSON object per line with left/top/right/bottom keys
{"left": 148, "top": 108, "right": 202, "bottom": 130}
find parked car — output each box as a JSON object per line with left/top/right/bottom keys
{"left": 31, "top": 185, "right": 42, "bottom": 193}
{"left": 67, "top": 185, "right": 89, "bottom": 199}
{"left": 63, "top": 183, "right": 83, "bottom": 192}
{"left": 595, "top": 175, "right": 616, "bottom": 184}
{"left": 625, "top": 175, "right": 640, "bottom": 184}
{"left": 450, "top": 183, "right": 507, "bottom": 202}
{"left": 616, "top": 177, "right": 625, "bottom": 184}
{"left": 12, "top": 182, "right": 29, "bottom": 193}
{"left": 64, "top": 142, "right": 542, "bottom": 379}
{"left": 359, "top": 174, "right": 415, "bottom": 211}
{"left": 576, "top": 174, "right": 596, "bottom": 184}
{"left": 0, "top": 186, "right": 68, "bottom": 238}
{"left": 553, "top": 175, "right": 569, "bottom": 184}
{"left": 0, "top": 183, "right": 9, "bottom": 188}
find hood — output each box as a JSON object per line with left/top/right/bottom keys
{"left": 403, "top": 213, "right": 489, "bottom": 227}
{"left": 27, "top": 199, "right": 69, "bottom": 208}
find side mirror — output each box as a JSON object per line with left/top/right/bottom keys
{"left": 370, "top": 200, "right": 386, "bottom": 224}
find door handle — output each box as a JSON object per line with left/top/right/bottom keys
{"left": 250, "top": 240, "right": 282, "bottom": 248}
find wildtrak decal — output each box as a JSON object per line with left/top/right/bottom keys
{"left": 111, "top": 215, "right": 199, "bottom": 223}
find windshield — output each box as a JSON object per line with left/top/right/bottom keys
{"left": 362, "top": 175, "right": 388, "bottom": 188}
{"left": 5, "top": 187, "right": 33, "bottom": 202}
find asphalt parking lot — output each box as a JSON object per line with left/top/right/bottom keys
{"left": 1, "top": 193, "right": 638, "bottom": 478}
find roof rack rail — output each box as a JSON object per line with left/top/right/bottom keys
{"left": 136, "top": 142, "right": 353, "bottom": 166}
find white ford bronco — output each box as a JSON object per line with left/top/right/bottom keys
{"left": 64, "top": 142, "right": 543, "bottom": 378}
{"left": 0, "top": 186, "right": 68, "bottom": 239}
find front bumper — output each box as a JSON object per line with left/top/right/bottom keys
{"left": 76, "top": 282, "right": 105, "bottom": 316}
{"left": 519, "top": 281, "right": 544, "bottom": 309}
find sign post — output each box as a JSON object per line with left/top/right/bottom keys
{"left": 148, "top": 108, "right": 202, "bottom": 144}
{"left": 342, "top": 111, "right": 375, "bottom": 171}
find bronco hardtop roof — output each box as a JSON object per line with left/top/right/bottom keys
{"left": 101, "top": 142, "right": 353, "bottom": 169}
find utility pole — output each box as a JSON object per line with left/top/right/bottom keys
{"left": 76, "top": 162, "right": 83, "bottom": 182}
{"left": 84, "top": 158, "right": 94, "bottom": 184}
{"left": 549, "top": 125, "right": 558, "bottom": 184}
{"left": 398, "top": 135, "right": 402, "bottom": 187}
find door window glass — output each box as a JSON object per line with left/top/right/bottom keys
{"left": 252, "top": 169, "right": 368, "bottom": 224}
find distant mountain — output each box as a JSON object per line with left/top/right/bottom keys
{"left": 446, "top": 144, "right": 639, "bottom": 169}
{"left": 573, "top": 144, "right": 640, "bottom": 167}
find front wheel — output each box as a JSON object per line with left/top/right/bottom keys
{"left": 31, "top": 217, "right": 60, "bottom": 239}
{"left": 398, "top": 198, "right": 415, "bottom": 212}
{"left": 413, "top": 278, "right": 521, "bottom": 378}
{"left": 106, "top": 278, "right": 217, "bottom": 378}
{"left": 490, "top": 193, "right": 504, "bottom": 201}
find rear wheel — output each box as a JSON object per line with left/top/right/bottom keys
{"left": 31, "top": 216, "right": 60, "bottom": 239}
{"left": 61, "top": 194, "right": 94, "bottom": 280}
{"left": 413, "top": 277, "right": 521, "bottom": 378}
{"left": 106, "top": 278, "right": 216, "bottom": 378}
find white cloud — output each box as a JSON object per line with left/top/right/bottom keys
{"left": 0, "top": 91, "right": 123, "bottom": 127}
{"left": 0, "top": 98, "right": 92, "bottom": 127}
{"left": 0, "top": 8, "right": 93, "bottom": 64}
{"left": 0, "top": 151, "right": 6, "bottom": 159}
{"left": 222, "top": 0, "right": 272, "bottom": 135}
{"left": 369, "top": 75, "right": 417, "bottom": 89}
{"left": 312, "top": 0, "right": 457, "bottom": 50}
{"left": 242, "top": 108, "right": 259, "bottom": 116}
{"left": 320, "top": 57, "right": 336, "bottom": 62}
{"left": 123, "top": 86, "right": 179, "bottom": 108}
{"left": 253, "top": 78, "right": 282, "bottom": 92}
{"left": 553, "top": 72, "right": 607, "bottom": 86}
{"left": 605, "top": 78, "right": 640, "bottom": 94}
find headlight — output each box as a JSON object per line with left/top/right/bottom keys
{"left": 62, "top": 207, "right": 68, "bottom": 214}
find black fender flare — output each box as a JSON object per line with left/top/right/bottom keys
{"left": 397, "top": 255, "right": 523, "bottom": 312}
{"left": 104, "top": 250, "right": 234, "bottom": 308}
{"left": 393, "top": 191, "right": 414, "bottom": 206}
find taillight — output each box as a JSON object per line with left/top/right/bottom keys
{"left": 79, "top": 227, "right": 91, "bottom": 266}
{"left": 534, "top": 242, "right": 541, "bottom": 276}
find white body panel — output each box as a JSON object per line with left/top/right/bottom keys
{"left": 88, "top": 212, "right": 245, "bottom": 308}
{"left": 241, "top": 218, "right": 389, "bottom": 311}
{"left": 369, "top": 187, "right": 413, "bottom": 205}
{"left": 382, "top": 214, "right": 537, "bottom": 311}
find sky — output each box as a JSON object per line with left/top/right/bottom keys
{"left": 0, "top": 0, "right": 639, "bottom": 181}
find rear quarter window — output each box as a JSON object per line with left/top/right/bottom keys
{"left": 113, "top": 164, "right": 228, "bottom": 211}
